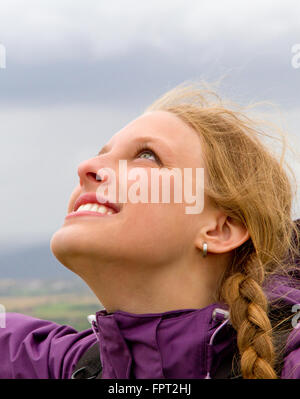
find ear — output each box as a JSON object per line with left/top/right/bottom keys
{"left": 195, "top": 213, "right": 250, "bottom": 255}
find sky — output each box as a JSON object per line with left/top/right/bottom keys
{"left": 0, "top": 0, "right": 300, "bottom": 248}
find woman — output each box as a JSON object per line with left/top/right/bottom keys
{"left": 1, "top": 81, "right": 300, "bottom": 379}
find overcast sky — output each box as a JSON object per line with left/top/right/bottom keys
{"left": 0, "top": 0, "right": 300, "bottom": 248}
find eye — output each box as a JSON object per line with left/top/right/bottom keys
{"left": 138, "top": 150, "right": 156, "bottom": 161}
{"left": 134, "top": 144, "right": 162, "bottom": 165}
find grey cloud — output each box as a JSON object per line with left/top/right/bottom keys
{"left": 0, "top": 38, "right": 299, "bottom": 109}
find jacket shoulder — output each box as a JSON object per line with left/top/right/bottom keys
{"left": 0, "top": 312, "right": 97, "bottom": 379}
{"left": 281, "top": 328, "right": 300, "bottom": 379}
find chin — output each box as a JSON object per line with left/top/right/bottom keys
{"left": 50, "top": 227, "right": 76, "bottom": 271}
{"left": 50, "top": 225, "right": 90, "bottom": 267}
{"left": 50, "top": 224, "right": 114, "bottom": 272}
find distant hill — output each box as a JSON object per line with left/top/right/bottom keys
{"left": 0, "top": 243, "right": 102, "bottom": 329}
{"left": 0, "top": 243, "right": 76, "bottom": 280}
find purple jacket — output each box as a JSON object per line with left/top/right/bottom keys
{"left": 1, "top": 274, "right": 300, "bottom": 379}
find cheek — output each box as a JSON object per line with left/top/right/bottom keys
{"left": 116, "top": 202, "right": 194, "bottom": 264}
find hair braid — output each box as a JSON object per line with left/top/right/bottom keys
{"left": 222, "top": 253, "right": 277, "bottom": 379}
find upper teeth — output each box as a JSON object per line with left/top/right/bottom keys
{"left": 76, "top": 203, "right": 115, "bottom": 215}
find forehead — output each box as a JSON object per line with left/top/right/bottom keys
{"left": 110, "top": 110, "right": 203, "bottom": 166}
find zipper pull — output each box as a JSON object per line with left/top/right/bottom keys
{"left": 87, "top": 314, "right": 99, "bottom": 335}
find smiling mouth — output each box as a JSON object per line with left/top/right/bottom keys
{"left": 74, "top": 202, "right": 117, "bottom": 215}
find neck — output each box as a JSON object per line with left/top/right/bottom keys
{"left": 75, "top": 254, "right": 227, "bottom": 314}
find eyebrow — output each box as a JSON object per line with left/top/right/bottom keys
{"left": 97, "top": 136, "right": 175, "bottom": 157}
{"left": 98, "top": 144, "right": 110, "bottom": 156}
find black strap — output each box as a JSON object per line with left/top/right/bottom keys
{"left": 71, "top": 343, "right": 102, "bottom": 379}
{"left": 213, "top": 351, "right": 242, "bottom": 379}
{"left": 71, "top": 342, "right": 240, "bottom": 379}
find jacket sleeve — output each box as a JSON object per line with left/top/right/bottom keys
{"left": 281, "top": 328, "right": 300, "bottom": 379}
{"left": 281, "top": 347, "right": 300, "bottom": 379}
{"left": 0, "top": 312, "right": 98, "bottom": 379}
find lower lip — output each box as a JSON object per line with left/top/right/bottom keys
{"left": 65, "top": 210, "right": 115, "bottom": 220}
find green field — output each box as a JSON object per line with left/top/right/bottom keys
{"left": 0, "top": 292, "right": 104, "bottom": 331}
{"left": 0, "top": 279, "right": 106, "bottom": 331}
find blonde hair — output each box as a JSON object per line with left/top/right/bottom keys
{"left": 144, "top": 80, "right": 300, "bottom": 379}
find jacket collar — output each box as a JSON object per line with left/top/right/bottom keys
{"left": 91, "top": 303, "right": 235, "bottom": 379}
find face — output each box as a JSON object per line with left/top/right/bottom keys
{"left": 50, "top": 110, "right": 209, "bottom": 277}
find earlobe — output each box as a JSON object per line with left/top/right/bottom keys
{"left": 195, "top": 215, "right": 250, "bottom": 255}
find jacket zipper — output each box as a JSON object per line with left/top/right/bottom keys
{"left": 205, "top": 308, "right": 230, "bottom": 379}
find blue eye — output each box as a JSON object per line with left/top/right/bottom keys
{"left": 134, "top": 144, "right": 162, "bottom": 165}
{"left": 138, "top": 150, "right": 157, "bottom": 161}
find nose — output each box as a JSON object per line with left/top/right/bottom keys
{"left": 77, "top": 157, "right": 108, "bottom": 188}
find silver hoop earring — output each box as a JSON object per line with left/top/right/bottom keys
{"left": 202, "top": 242, "right": 208, "bottom": 258}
